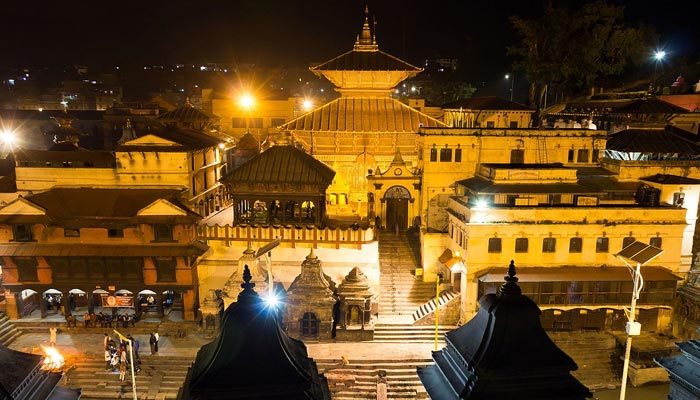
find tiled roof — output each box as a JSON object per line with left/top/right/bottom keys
{"left": 226, "top": 145, "right": 335, "bottom": 186}
{"left": 281, "top": 97, "right": 446, "bottom": 133}
{"left": 311, "top": 49, "right": 421, "bottom": 72}
{"left": 606, "top": 126, "right": 700, "bottom": 155}
{"left": 0, "top": 344, "right": 43, "bottom": 397}
{"left": 116, "top": 126, "right": 221, "bottom": 151}
{"left": 442, "top": 96, "right": 533, "bottom": 111}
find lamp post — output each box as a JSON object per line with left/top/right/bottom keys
{"left": 614, "top": 241, "right": 664, "bottom": 400}
{"left": 434, "top": 272, "right": 443, "bottom": 351}
{"left": 505, "top": 73, "right": 515, "bottom": 102}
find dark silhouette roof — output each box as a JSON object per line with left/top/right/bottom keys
{"left": 442, "top": 96, "right": 533, "bottom": 111}
{"left": 157, "top": 104, "right": 219, "bottom": 122}
{"left": 180, "top": 266, "right": 331, "bottom": 399}
{"left": 225, "top": 145, "right": 335, "bottom": 186}
{"left": 418, "top": 261, "right": 592, "bottom": 399}
{"left": 641, "top": 174, "right": 700, "bottom": 185}
{"left": 606, "top": 126, "right": 700, "bottom": 155}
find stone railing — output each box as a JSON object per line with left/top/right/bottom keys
{"left": 197, "top": 224, "right": 377, "bottom": 249}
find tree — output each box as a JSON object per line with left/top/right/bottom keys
{"left": 509, "top": 1, "right": 655, "bottom": 109}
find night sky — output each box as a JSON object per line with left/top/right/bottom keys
{"left": 2, "top": 1, "right": 698, "bottom": 81}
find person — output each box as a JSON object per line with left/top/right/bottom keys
{"left": 119, "top": 361, "right": 127, "bottom": 383}
{"left": 103, "top": 333, "right": 111, "bottom": 350}
{"left": 49, "top": 327, "right": 57, "bottom": 346}
{"left": 154, "top": 332, "right": 159, "bottom": 353}
{"left": 149, "top": 333, "right": 157, "bottom": 355}
{"left": 127, "top": 334, "right": 140, "bottom": 361}
{"left": 105, "top": 348, "right": 112, "bottom": 371}
{"left": 90, "top": 312, "right": 96, "bottom": 327}
{"left": 84, "top": 312, "right": 90, "bottom": 328}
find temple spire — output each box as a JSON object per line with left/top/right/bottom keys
{"left": 499, "top": 260, "right": 522, "bottom": 297}
{"left": 354, "top": 5, "right": 379, "bottom": 51}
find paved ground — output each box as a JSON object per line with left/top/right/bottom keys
{"left": 592, "top": 383, "right": 670, "bottom": 399}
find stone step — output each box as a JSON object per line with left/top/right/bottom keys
{"left": 411, "top": 290, "right": 459, "bottom": 323}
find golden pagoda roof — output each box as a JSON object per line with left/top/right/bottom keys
{"left": 311, "top": 48, "right": 422, "bottom": 72}
{"left": 281, "top": 97, "right": 446, "bottom": 134}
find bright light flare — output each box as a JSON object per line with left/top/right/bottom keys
{"left": 0, "top": 130, "right": 16, "bottom": 145}
{"left": 302, "top": 99, "right": 314, "bottom": 111}
{"left": 239, "top": 94, "right": 254, "bottom": 110}
{"left": 654, "top": 50, "right": 666, "bottom": 61}
{"left": 263, "top": 293, "right": 281, "bottom": 308}
{"left": 41, "top": 345, "right": 65, "bottom": 371}
{"left": 474, "top": 199, "right": 489, "bottom": 210}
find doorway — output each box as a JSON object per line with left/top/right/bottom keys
{"left": 384, "top": 186, "right": 411, "bottom": 231}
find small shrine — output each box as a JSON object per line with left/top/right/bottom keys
{"left": 418, "top": 260, "right": 592, "bottom": 399}
{"left": 198, "top": 289, "right": 224, "bottom": 333}
{"left": 284, "top": 249, "right": 337, "bottom": 340}
{"left": 178, "top": 266, "right": 331, "bottom": 400}
{"left": 335, "top": 266, "right": 378, "bottom": 341}
{"left": 221, "top": 242, "right": 273, "bottom": 307}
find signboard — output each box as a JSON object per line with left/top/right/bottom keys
{"left": 101, "top": 295, "right": 134, "bottom": 308}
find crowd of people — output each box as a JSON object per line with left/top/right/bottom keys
{"left": 103, "top": 333, "right": 143, "bottom": 383}
{"left": 65, "top": 312, "right": 139, "bottom": 328}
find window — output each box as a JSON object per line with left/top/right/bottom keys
{"left": 596, "top": 237, "right": 609, "bottom": 253}
{"left": 542, "top": 238, "right": 556, "bottom": 253}
{"left": 454, "top": 148, "right": 462, "bottom": 162}
{"left": 510, "top": 149, "right": 524, "bottom": 164}
{"left": 650, "top": 237, "right": 662, "bottom": 248}
{"left": 300, "top": 312, "right": 319, "bottom": 337}
{"left": 430, "top": 148, "right": 437, "bottom": 162}
{"left": 568, "top": 150, "right": 575, "bottom": 162}
{"left": 64, "top": 228, "right": 80, "bottom": 237}
{"left": 15, "top": 258, "right": 38, "bottom": 281}
{"left": 108, "top": 229, "right": 124, "bottom": 238}
{"left": 232, "top": 118, "right": 246, "bottom": 128}
{"left": 440, "top": 148, "right": 452, "bottom": 162}
{"left": 270, "top": 118, "right": 285, "bottom": 127}
{"left": 622, "top": 236, "right": 636, "bottom": 249}
{"left": 155, "top": 258, "right": 177, "bottom": 282}
{"left": 577, "top": 149, "right": 590, "bottom": 163}
{"left": 569, "top": 237, "right": 583, "bottom": 253}
{"left": 12, "top": 224, "right": 33, "bottom": 242}
{"left": 488, "top": 238, "right": 502, "bottom": 253}
{"left": 154, "top": 225, "right": 174, "bottom": 242}
{"left": 515, "top": 238, "right": 529, "bottom": 253}
{"left": 510, "top": 121, "right": 519, "bottom": 128}
{"left": 486, "top": 121, "right": 495, "bottom": 128}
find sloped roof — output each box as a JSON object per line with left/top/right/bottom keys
{"left": 614, "top": 98, "right": 689, "bottom": 114}
{"left": 281, "top": 97, "right": 446, "bottom": 133}
{"left": 311, "top": 48, "right": 421, "bottom": 72}
{"left": 116, "top": 126, "right": 221, "bottom": 151}
{"left": 157, "top": 104, "right": 219, "bottom": 122}
{"left": 3, "top": 188, "right": 201, "bottom": 227}
{"left": 641, "top": 174, "right": 700, "bottom": 185}
{"left": 606, "top": 126, "right": 700, "bottom": 155}
{"left": 226, "top": 145, "right": 335, "bottom": 186}
{"left": 0, "top": 343, "right": 42, "bottom": 398}
{"left": 442, "top": 96, "right": 533, "bottom": 111}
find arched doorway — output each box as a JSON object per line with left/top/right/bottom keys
{"left": 384, "top": 186, "right": 411, "bottom": 231}
{"left": 43, "top": 289, "right": 63, "bottom": 316}
{"left": 68, "top": 289, "right": 88, "bottom": 314}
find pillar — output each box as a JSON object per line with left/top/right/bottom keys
{"left": 5, "top": 291, "right": 20, "bottom": 319}
{"left": 157, "top": 293, "right": 164, "bottom": 318}
{"left": 39, "top": 294, "right": 48, "bottom": 318}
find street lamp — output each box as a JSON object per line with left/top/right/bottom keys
{"left": 238, "top": 94, "right": 255, "bottom": 133}
{"left": 614, "top": 241, "right": 664, "bottom": 400}
{"left": 652, "top": 50, "right": 667, "bottom": 93}
{"left": 505, "top": 73, "right": 515, "bottom": 102}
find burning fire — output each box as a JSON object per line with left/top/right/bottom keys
{"left": 41, "top": 345, "right": 65, "bottom": 371}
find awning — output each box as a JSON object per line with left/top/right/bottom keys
{"left": 0, "top": 242, "right": 209, "bottom": 257}
{"left": 477, "top": 266, "right": 681, "bottom": 283}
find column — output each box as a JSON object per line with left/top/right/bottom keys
{"left": 157, "top": 293, "right": 164, "bottom": 318}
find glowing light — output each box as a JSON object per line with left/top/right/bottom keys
{"left": 41, "top": 345, "right": 65, "bottom": 371}
{"left": 302, "top": 99, "right": 313, "bottom": 111}
{"left": 654, "top": 50, "right": 666, "bottom": 61}
{"left": 474, "top": 199, "right": 489, "bottom": 210}
{"left": 218, "top": 143, "right": 226, "bottom": 149}
{"left": 263, "top": 293, "right": 281, "bottom": 308}
{"left": 505, "top": 74, "right": 511, "bottom": 79}
{"left": 239, "top": 94, "right": 254, "bottom": 110}
{"left": 0, "top": 130, "right": 16, "bottom": 145}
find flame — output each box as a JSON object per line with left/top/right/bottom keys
{"left": 41, "top": 345, "right": 65, "bottom": 371}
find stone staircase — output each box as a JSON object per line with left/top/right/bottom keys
{"left": 60, "top": 353, "right": 193, "bottom": 399}
{"left": 318, "top": 358, "right": 433, "bottom": 399}
{"left": 0, "top": 313, "right": 22, "bottom": 346}
{"left": 411, "top": 290, "right": 459, "bottom": 323}
{"left": 374, "top": 324, "right": 457, "bottom": 343}
{"left": 378, "top": 231, "right": 436, "bottom": 318}
{"left": 548, "top": 331, "right": 619, "bottom": 390}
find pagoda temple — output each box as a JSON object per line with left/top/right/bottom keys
{"left": 178, "top": 265, "right": 331, "bottom": 400}
{"left": 280, "top": 6, "right": 446, "bottom": 222}
{"left": 417, "top": 260, "right": 592, "bottom": 399}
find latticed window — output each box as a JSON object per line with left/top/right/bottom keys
{"left": 542, "top": 238, "right": 556, "bottom": 253}
{"left": 300, "top": 312, "right": 319, "bottom": 337}
{"left": 515, "top": 238, "right": 528, "bottom": 253}
{"left": 488, "top": 238, "right": 502, "bottom": 253}
{"left": 596, "top": 237, "right": 609, "bottom": 253}
{"left": 569, "top": 238, "right": 583, "bottom": 253}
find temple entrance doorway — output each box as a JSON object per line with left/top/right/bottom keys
{"left": 385, "top": 186, "right": 410, "bottom": 231}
